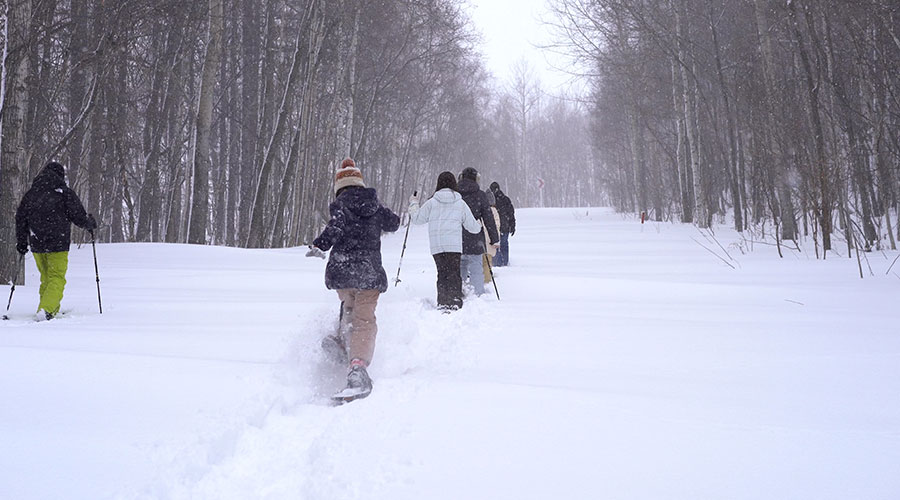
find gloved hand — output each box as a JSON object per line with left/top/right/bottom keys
{"left": 306, "top": 245, "right": 326, "bottom": 259}
{"left": 16, "top": 242, "right": 28, "bottom": 255}
{"left": 87, "top": 213, "right": 98, "bottom": 230}
{"left": 408, "top": 192, "right": 419, "bottom": 205}
{"left": 491, "top": 242, "right": 500, "bottom": 250}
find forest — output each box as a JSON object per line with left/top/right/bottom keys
{"left": 0, "top": 0, "right": 593, "bottom": 283}
{"left": 2, "top": 0, "right": 899, "bottom": 283}
{"left": 550, "top": 0, "right": 900, "bottom": 258}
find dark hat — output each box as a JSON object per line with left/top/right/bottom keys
{"left": 459, "top": 167, "right": 479, "bottom": 182}
{"left": 334, "top": 157, "right": 365, "bottom": 194}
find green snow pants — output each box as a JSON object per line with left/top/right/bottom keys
{"left": 33, "top": 251, "right": 69, "bottom": 316}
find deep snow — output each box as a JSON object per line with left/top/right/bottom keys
{"left": 1, "top": 208, "right": 898, "bottom": 500}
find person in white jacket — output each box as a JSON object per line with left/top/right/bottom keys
{"left": 408, "top": 171, "right": 483, "bottom": 310}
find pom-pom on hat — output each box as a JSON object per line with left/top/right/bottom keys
{"left": 334, "top": 157, "right": 366, "bottom": 195}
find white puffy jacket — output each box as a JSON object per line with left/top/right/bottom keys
{"left": 409, "top": 188, "right": 482, "bottom": 255}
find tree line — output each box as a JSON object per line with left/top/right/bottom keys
{"left": 551, "top": 0, "right": 900, "bottom": 257}
{"left": 0, "top": 0, "right": 599, "bottom": 284}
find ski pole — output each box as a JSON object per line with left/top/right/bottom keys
{"left": 394, "top": 191, "right": 416, "bottom": 287}
{"left": 482, "top": 223, "right": 500, "bottom": 301}
{"left": 3, "top": 254, "right": 25, "bottom": 320}
{"left": 90, "top": 229, "right": 103, "bottom": 314}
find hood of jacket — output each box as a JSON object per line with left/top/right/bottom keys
{"left": 456, "top": 177, "right": 481, "bottom": 196}
{"left": 432, "top": 188, "right": 461, "bottom": 204}
{"left": 336, "top": 186, "right": 380, "bottom": 218}
{"left": 31, "top": 164, "right": 66, "bottom": 192}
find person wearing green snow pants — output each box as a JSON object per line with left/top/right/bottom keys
{"left": 15, "top": 162, "right": 96, "bottom": 321}
{"left": 32, "top": 252, "right": 69, "bottom": 317}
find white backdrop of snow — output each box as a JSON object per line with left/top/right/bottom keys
{"left": 1, "top": 208, "right": 898, "bottom": 499}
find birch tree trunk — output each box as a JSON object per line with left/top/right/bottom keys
{"left": 274, "top": 5, "right": 325, "bottom": 247}
{"left": 707, "top": 0, "right": 743, "bottom": 232}
{"left": 675, "top": 0, "right": 707, "bottom": 228}
{"left": 237, "top": 0, "right": 264, "bottom": 245}
{"left": 188, "top": 0, "right": 224, "bottom": 245}
{"left": 245, "top": 3, "right": 315, "bottom": 248}
{"left": 0, "top": 0, "right": 32, "bottom": 284}
{"left": 65, "top": 0, "right": 88, "bottom": 188}
{"left": 336, "top": 0, "right": 361, "bottom": 159}
{"left": 787, "top": 0, "right": 832, "bottom": 252}
{"left": 671, "top": 56, "right": 693, "bottom": 223}
{"left": 754, "top": 0, "right": 796, "bottom": 242}
{"left": 136, "top": 21, "right": 176, "bottom": 242}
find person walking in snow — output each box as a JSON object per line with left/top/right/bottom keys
{"left": 408, "top": 171, "right": 483, "bottom": 311}
{"left": 15, "top": 161, "right": 97, "bottom": 321}
{"left": 482, "top": 188, "right": 502, "bottom": 285}
{"left": 489, "top": 182, "right": 516, "bottom": 267}
{"left": 456, "top": 167, "right": 499, "bottom": 296}
{"left": 306, "top": 158, "right": 400, "bottom": 402}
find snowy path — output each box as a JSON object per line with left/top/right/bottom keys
{"left": 1, "top": 208, "right": 898, "bottom": 499}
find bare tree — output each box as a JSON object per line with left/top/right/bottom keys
{"left": 188, "top": 0, "right": 224, "bottom": 244}
{"left": 0, "top": 0, "right": 32, "bottom": 283}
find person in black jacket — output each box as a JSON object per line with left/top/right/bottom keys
{"left": 489, "top": 182, "right": 516, "bottom": 266}
{"left": 15, "top": 161, "right": 97, "bottom": 320}
{"left": 307, "top": 158, "right": 400, "bottom": 402}
{"left": 456, "top": 167, "right": 499, "bottom": 296}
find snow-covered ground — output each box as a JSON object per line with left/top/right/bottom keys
{"left": 1, "top": 207, "right": 898, "bottom": 500}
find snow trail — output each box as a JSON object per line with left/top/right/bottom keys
{"left": 2, "top": 208, "right": 898, "bottom": 499}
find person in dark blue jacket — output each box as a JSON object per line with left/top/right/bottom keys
{"left": 457, "top": 167, "right": 499, "bottom": 296}
{"left": 307, "top": 158, "right": 400, "bottom": 402}
{"left": 489, "top": 182, "right": 516, "bottom": 266}
{"left": 15, "top": 162, "right": 97, "bottom": 320}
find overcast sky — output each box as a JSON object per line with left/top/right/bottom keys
{"left": 464, "top": 0, "right": 581, "bottom": 95}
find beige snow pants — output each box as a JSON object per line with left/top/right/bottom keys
{"left": 336, "top": 289, "right": 380, "bottom": 366}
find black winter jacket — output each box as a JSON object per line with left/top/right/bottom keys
{"left": 491, "top": 186, "right": 516, "bottom": 234}
{"left": 457, "top": 178, "right": 499, "bottom": 255}
{"left": 313, "top": 186, "right": 400, "bottom": 292}
{"left": 16, "top": 164, "right": 95, "bottom": 254}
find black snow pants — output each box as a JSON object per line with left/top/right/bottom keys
{"left": 433, "top": 252, "right": 463, "bottom": 310}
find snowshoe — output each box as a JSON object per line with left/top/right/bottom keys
{"left": 321, "top": 334, "right": 349, "bottom": 365}
{"left": 436, "top": 302, "right": 460, "bottom": 314}
{"left": 331, "top": 365, "right": 373, "bottom": 404}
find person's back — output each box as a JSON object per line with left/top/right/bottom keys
{"left": 309, "top": 158, "right": 400, "bottom": 403}
{"left": 456, "top": 170, "right": 498, "bottom": 255}
{"left": 408, "top": 171, "right": 481, "bottom": 310}
{"left": 456, "top": 168, "right": 498, "bottom": 296}
{"left": 16, "top": 162, "right": 94, "bottom": 254}
{"left": 489, "top": 181, "right": 515, "bottom": 266}
{"left": 15, "top": 161, "right": 96, "bottom": 320}
{"left": 481, "top": 189, "right": 501, "bottom": 285}
{"left": 410, "top": 187, "right": 482, "bottom": 255}
{"left": 316, "top": 186, "right": 399, "bottom": 291}
{"left": 490, "top": 182, "right": 516, "bottom": 236}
